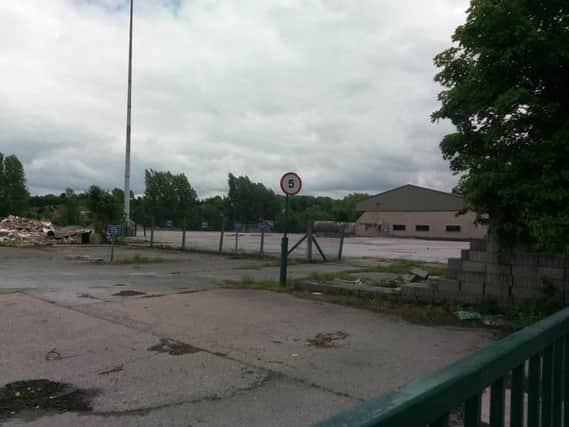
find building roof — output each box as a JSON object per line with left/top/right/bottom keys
{"left": 356, "top": 184, "right": 465, "bottom": 212}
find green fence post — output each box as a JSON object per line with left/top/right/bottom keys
{"left": 564, "top": 336, "right": 569, "bottom": 426}
{"left": 542, "top": 345, "right": 554, "bottom": 427}
{"left": 430, "top": 413, "right": 449, "bottom": 427}
{"left": 553, "top": 339, "right": 563, "bottom": 426}
{"left": 181, "top": 216, "right": 187, "bottom": 250}
{"left": 279, "top": 195, "right": 289, "bottom": 287}
{"left": 490, "top": 377, "right": 506, "bottom": 427}
{"left": 510, "top": 363, "right": 525, "bottom": 427}
{"left": 464, "top": 393, "right": 482, "bottom": 427}
{"left": 528, "top": 354, "right": 542, "bottom": 427}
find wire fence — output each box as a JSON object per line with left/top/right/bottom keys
{"left": 130, "top": 223, "right": 345, "bottom": 261}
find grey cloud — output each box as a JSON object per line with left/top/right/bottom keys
{"left": 0, "top": 0, "right": 468, "bottom": 198}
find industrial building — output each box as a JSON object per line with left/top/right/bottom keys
{"left": 355, "top": 184, "right": 487, "bottom": 240}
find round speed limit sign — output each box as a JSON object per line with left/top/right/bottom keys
{"left": 280, "top": 172, "right": 302, "bottom": 196}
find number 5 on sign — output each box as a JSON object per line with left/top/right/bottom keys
{"left": 280, "top": 172, "right": 302, "bottom": 196}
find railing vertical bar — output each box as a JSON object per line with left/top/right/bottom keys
{"left": 553, "top": 339, "right": 563, "bottom": 426}
{"left": 542, "top": 345, "right": 554, "bottom": 427}
{"left": 528, "top": 353, "right": 542, "bottom": 427}
{"left": 510, "top": 363, "right": 525, "bottom": 427}
{"left": 490, "top": 377, "right": 506, "bottom": 427}
{"left": 430, "top": 413, "right": 449, "bottom": 427}
{"left": 464, "top": 393, "right": 482, "bottom": 427}
{"left": 563, "top": 335, "right": 569, "bottom": 425}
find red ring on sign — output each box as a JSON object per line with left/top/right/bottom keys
{"left": 280, "top": 172, "right": 302, "bottom": 196}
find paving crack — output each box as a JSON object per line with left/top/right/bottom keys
{"left": 18, "top": 291, "right": 364, "bottom": 403}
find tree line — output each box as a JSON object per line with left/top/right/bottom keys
{"left": 1, "top": 154, "right": 368, "bottom": 233}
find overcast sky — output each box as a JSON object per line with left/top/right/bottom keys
{"left": 0, "top": 0, "right": 468, "bottom": 198}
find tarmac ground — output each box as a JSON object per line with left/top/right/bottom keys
{"left": 0, "top": 245, "right": 493, "bottom": 426}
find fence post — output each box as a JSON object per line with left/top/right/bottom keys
{"left": 338, "top": 223, "right": 346, "bottom": 261}
{"left": 150, "top": 216, "right": 155, "bottom": 248}
{"left": 260, "top": 227, "right": 265, "bottom": 257}
{"left": 182, "top": 216, "right": 187, "bottom": 250}
{"left": 219, "top": 220, "right": 225, "bottom": 254}
{"left": 306, "top": 221, "right": 313, "bottom": 263}
{"left": 143, "top": 223, "right": 146, "bottom": 237}
{"left": 134, "top": 222, "right": 137, "bottom": 237}
{"left": 234, "top": 228, "right": 239, "bottom": 252}
{"left": 563, "top": 249, "right": 569, "bottom": 305}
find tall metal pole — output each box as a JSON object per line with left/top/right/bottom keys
{"left": 123, "top": 0, "right": 134, "bottom": 232}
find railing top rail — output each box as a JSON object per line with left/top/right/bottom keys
{"left": 315, "top": 306, "right": 569, "bottom": 427}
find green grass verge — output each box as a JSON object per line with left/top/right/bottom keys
{"left": 307, "top": 271, "right": 358, "bottom": 282}
{"left": 234, "top": 258, "right": 303, "bottom": 270}
{"left": 228, "top": 276, "right": 296, "bottom": 291}
{"left": 225, "top": 276, "right": 560, "bottom": 331}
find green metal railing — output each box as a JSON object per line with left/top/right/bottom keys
{"left": 316, "top": 307, "right": 569, "bottom": 427}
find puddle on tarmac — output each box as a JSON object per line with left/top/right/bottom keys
{"left": 0, "top": 379, "right": 95, "bottom": 421}
{"left": 148, "top": 338, "right": 201, "bottom": 356}
{"left": 112, "top": 290, "right": 146, "bottom": 297}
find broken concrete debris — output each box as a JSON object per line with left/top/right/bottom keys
{"left": 0, "top": 216, "right": 91, "bottom": 247}
{"left": 409, "top": 267, "right": 430, "bottom": 281}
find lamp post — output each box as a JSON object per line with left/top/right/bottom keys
{"left": 123, "top": 0, "right": 134, "bottom": 233}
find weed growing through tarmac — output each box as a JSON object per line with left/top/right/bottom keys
{"left": 0, "top": 380, "right": 95, "bottom": 421}
{"left": 308, "top": 331, "right": 349, "bottom": 348}
{"left": 111, "top": 255, "right": 164, "bottom": 265}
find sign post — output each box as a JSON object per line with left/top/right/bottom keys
{"left": 279, "top": 172, "right": 302, "bottom": 286}
{"left": 107, "top": 224, "right": 121, "bottom": 263}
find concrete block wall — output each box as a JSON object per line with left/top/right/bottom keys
{"left": 432, "top": 236, "right": 568, "bottom": 306}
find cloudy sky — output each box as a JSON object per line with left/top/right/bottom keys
{"left": 0, "top": 0, "right": 468, "bottom": 198}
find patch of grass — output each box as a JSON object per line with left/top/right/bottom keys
{"left": 227, "top": 271, "right": 564, "bottom": 332}
{"left": 308, "top": 271, "right": 357, "bottom": 282}
{"left": 297, "top": 292, "right": 478, "bottom": 327}
{"left": 360, "top": 259, "right": 448, "bottom": 277}
{"left": 234, "top": 258, "right": 302, "bottom": 271}
{"left": 227, "top": 276, "right": 476, "bottom": 327}
{"left": 227, "top": 276, "right": 296, "bottom": 291}
{"left": 112, "top": 255, "right": 165, "bottom": 265}
{"left": 234, "top": 264, "right": 265, "bottom": 271}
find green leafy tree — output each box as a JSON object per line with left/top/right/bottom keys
{"left": 86, "top": 186, "right": 122, "bottom": 231}
{"left": 0, "top": 153, "right": 30, "bottom": 216}
{"left": 199, "top": 196, "right": 227, "bottom": 230}
{"left": 144, "top": 170, "right": 198, "bottom": 227}
{"left": 432, "top": 0, "right": 569, "bottom": 251}
{"left": 56, "top": 188, "right": 81, "bottom": 226}
{"left": 227, "top": 174, "right": 279, "bottom": 224}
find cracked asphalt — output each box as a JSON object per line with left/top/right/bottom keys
{"left": 0, "top": 245, "right": 494, "bottom": 426}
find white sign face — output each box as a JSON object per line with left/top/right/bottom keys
{"left": 280, "top": 172, "right": 302, "bottom": 196}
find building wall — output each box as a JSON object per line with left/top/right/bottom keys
{"left": 356, "top": 211, "right": 487, "bottom": 240}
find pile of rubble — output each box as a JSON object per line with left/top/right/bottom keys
{"left": 0, "top": 216, "right": 91, "bottom": 247}
{"left": 0, "top": 216, "right": 55, "bottom": 247}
